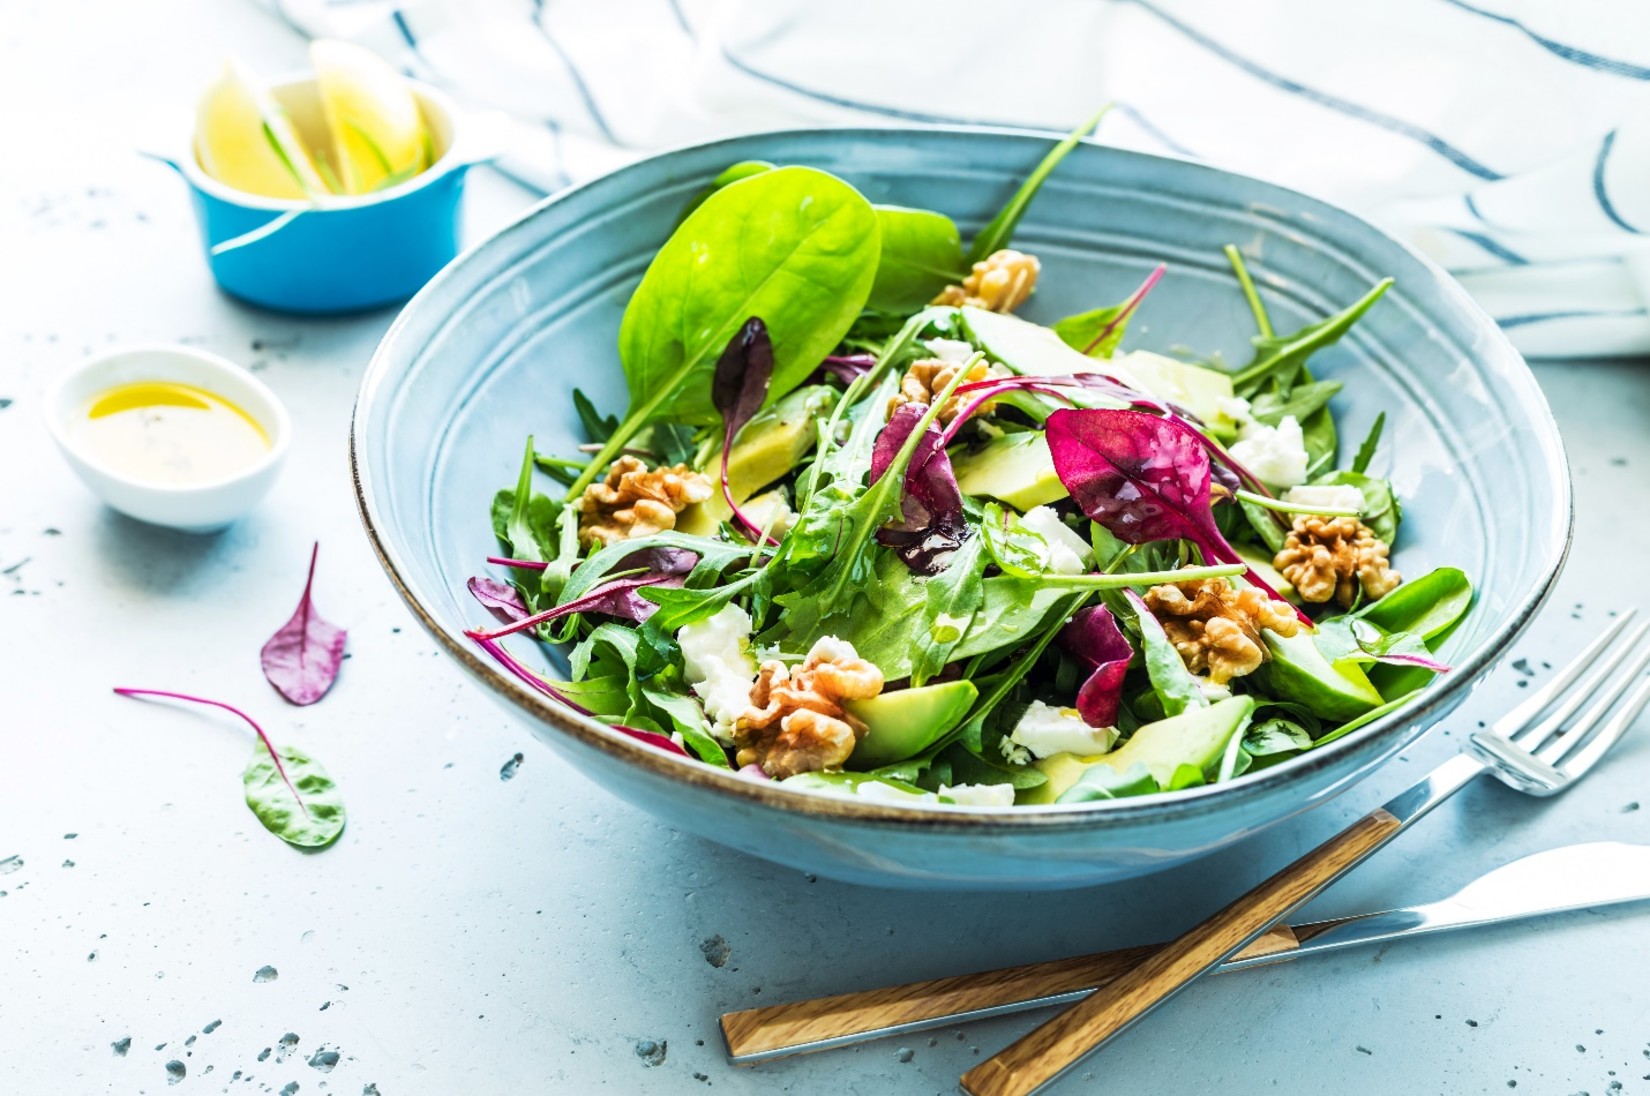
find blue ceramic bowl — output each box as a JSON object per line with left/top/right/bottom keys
{"left": 352, "top": 128, "right": 1570, "bottom": 890}
{"left": 155, "top": 75, "right": 482, "bottom": 314}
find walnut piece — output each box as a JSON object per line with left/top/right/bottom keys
{"left": 576, "top": 455, "right": 713, "bottom": 548}
{"left": 1274, "top": 516, "right": 1402, "bottom": 608}
{"left": 1144, "top": 579, "right": 1302, "bottom": 685}
{"left": 931, "top": 249, "right": 1041, "bottom": 313}
{"left": 733, "top": 636, "right": 884, "bottom": 778}
{"left": 886, "top": 357, "right": 994, "bottom": 424}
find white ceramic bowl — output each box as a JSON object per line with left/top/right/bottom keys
{"left": 45, "top": 344, "right": 290, "bottom": 532}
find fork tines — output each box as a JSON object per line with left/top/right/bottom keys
{"left": 1470, "top": 608, "right": 1650, "bottom": 795}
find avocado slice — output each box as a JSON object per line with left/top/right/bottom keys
{"left": 846, "top": 680, "right": 978, "bottom": 767}
{"left": 1110, "top": 350, "right": 1238, "bottom": 429}
{"left": 1020, "top": 696, "right": 1256, "bottom": 804}
{"left": 1236, "top": 544, "right": 1298, "bottom": 603}
{"left": 953, "top": 431, "right": 1068, "bottom": 511}
{"left": 677, "top": 385, "right": 836, "bottom": 535}
{"left": 1258, "top": 630, "right": 1384, "bottom": 721}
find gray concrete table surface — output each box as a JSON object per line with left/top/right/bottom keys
{"left": 4, "top": 3, "right": 1650, "bottom": 1094}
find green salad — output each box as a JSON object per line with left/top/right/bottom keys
{"left": 465, "top": 120, "right": 1473, "bottom": 809}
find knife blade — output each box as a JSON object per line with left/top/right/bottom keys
{"left": 722, "top": 841, "right": 1650, "bottom": 1064}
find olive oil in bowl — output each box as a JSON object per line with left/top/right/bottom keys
{"left": 73, "top": 381, "right": 272, "bottom": 486}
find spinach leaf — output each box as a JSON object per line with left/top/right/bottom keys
{"left": 939, "top": 743, "right": 1048, "bottom": 789}
{"left": 1124, "top": 590, "right": 1207, "bottom": 718}
{"left": 1350, "top": 412, "right": 1385, "bottom": 475}
{"left": 870, "top": 205, "right": 966, "bottom": 312}
{"left": 244, "top": 744, "right": 346, "bottom": 849}
{"left": 573, "top": 167, "right": 879, "bottom": 496}
{"left": 677, "top": 159, "right": 775, "bottom": 224}
{"left": 967, "top": 109, "right": 1106, "bottom": 263}
{"left": 1355, "top": 566, "right": 1472, "bottom": 640}
{"left": 1234, "top": 278, "right": 1393, "bottom": 397}
{"left": 1056, "top": 761, "right": 1161, "bottom": 802}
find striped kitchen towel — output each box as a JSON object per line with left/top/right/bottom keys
{"left": 265, "top": 0, "right": 1650, "bottom": 358}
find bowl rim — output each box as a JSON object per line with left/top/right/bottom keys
{"left": 46, "top": 342, "right": 292, "bottom": 494}
{"left": 352, "top": 123, "right": 1573, "bottom": 831}
{"left": 180, "top": 74, "right": 466, "bottom": 212}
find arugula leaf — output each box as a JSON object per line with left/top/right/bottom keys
{"left": 1233, "top": 278, "right": 1393, "bottom": 397}
{"left": 1248, "top": 379, "right": 1343, "bottom": 426}
{"left": 638, "top": 684, "right": 731, "bottom": 767}
{"left": 1351, "top": 412, "right": 1386, "bottom": 475}
{"left": 910, "top": 532, "right": 988, "bottom": 686}
{"left": 1050, "top": 265, "right": 1165, "bottom": 358}
{"left": 870, "top": 205, "right": 967, "bottom": 312}
{"left": 1123, "top": 590, "right": 1208, "bottom": 718}
{"left": 967, "top": 108, "right": 1107, "bottom": 264}
{"left": 571, "top": 167, "right": 879, "bottom": 496}
{"left": 573, "top": 388, "right": 619, "bottom": 443}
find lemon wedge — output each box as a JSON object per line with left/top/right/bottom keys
{"left": 195, "top": 59, "right": 327, "bottom": 200}
{"left": 310, "top": 39, "right": 429, "bottom": 195}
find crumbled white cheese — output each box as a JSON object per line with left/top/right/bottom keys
{"left": 854, "top": 779, "right": 936, "bottom": 804}
{"left": 1019, "top": 506, "right": 1093, "bottom": 576}
{"left": 1217, "top": 395, "right": 1253, "bottom": 423}
{"left": 676, "top": 604, "right": 757, "bottom": 743}
{"left": 1229, "top": 414, "right": 1309, "bottom": 489}
{"left": 999, "top": 737, "right": 1033, "bottom": 766}
{"left": 1283, "top": 483, "right": 1364, "bottom": 514}
{"left": 924, "top": 337, "right": 977, "bottom": 364}
{"left": 938, "top": 782, "right": 1017, "bottom": 807}
{"left": 1004, "top": 700, "right": 1118, "bottom": 761}
{"left": 1192, "top": 675, "right": 1233, "bottom": 702}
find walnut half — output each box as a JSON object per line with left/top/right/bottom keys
{"left": 1144, "top": 579, "right": 1302, "bottom": 685}
{"left": 932, "top": 249, "right": 1041, "bottom": 313}
{"left": 886, "top": 357, "right": 993, "bottom": 424}
{"left": 576, "top": 455, "right": 713, "bottom": 548}
{"left": 734, "top": 636, "right": 884, "bottom": 778}
{"left": 1273, "top": 516, "right": 1401, "bottom": 608}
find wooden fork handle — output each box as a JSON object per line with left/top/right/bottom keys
{"left": 961, "top": 807, "right": 1405, "bottom": 1096}
{"left": 720, "top": 925, "right": 1302, "bottom": 1062}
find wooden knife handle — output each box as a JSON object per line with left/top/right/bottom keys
{"left": 960, "top": 807, "right": 1405, "bottom": 1096}
{"left": 720, "top": 925, "right": 1301, "bottom": 1062}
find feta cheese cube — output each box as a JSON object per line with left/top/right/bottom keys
{"left": 1283, "top": 483, "right": 1365, "bottom": 514}
{"left": 676, "top": 604, "right": 757, "bottom": 742}
{"left": 1019, "top": 505, "right": 1093, "bottom": 576}
{"left": 938, "top": 782, "right": 1017, "bottom": 807}
{"left": 1229, "top": 414, "right": 1309, "bottom": 489}
{"left": 1004, "top": 699, "right": 1118, "bottom": 761}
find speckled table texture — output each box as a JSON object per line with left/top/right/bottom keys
{"left": 5, "top": 3, "right": 1650, "bottom": 1095}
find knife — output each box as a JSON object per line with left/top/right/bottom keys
{"left": 721, "top": 841, "right": 1650, "bottom": 1064}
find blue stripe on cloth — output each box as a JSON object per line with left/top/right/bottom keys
{"left": 1126, "top": 0, "right": 1505, "bottom": 181}
{"left": 664, "top": 0, "right": 694, "bottom": 38}
{"left": 1447, "top": 228, "right": 1529, "bottom": 266}
{"left": 1593, "top": 130, "right": 1642, "bottom": 233}
{"left": 719, "top": 46, "right": 1198, "bottom": 157}
{"left": 1496, "top": 307, "right": 1648, "bottom": 329}
{"left": 390, "top": 9, "right": 418, "bottom": 50}
{"left": 1439, "top": 0, "right": 1650, "bottom": 81}
{"left": 544, "top": 118, "right": 573, "bottom": 189}
{"left": 1463, "top": 193, "right": 1490, "bottom": 223}
{"left": 531, "top": 2, "right": 621, "bottom": 146}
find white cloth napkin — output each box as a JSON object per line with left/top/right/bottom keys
{"left": 264, "top": 0, "right": 1650, "bottom": 358}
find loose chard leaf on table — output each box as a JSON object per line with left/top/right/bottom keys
{"left": 261, "top": 542, "right": 347, "bottom": 706}
{"left": 114, "top": 689, "right": 344, "bottom": 849}
{"left": 573, "top": 167, "right": 879, "bottom": 497}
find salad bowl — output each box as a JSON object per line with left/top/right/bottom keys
{"left": 352, "top": 127, "right": 1569, "bottom": 889}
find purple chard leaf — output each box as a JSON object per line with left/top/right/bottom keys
{"left": 712, "top": 317, "right": 777, "bottom": 543}
{"left": 261, "top": 543, "right": 347, "bottom": 706}
{"left": 1059, "top": 605, "right": 1134, "bottom": 728}
{"left": 1046, "top": 408, "right": 1303, "bottom": 616}
{"left": 466, "top": 572, "right": 686, "bottom": 641}
{"left": 467, "top": 576, "right": 530, "bottom": 624}
{"left": 869, "top": 402, "right": 969, "bottom": 574}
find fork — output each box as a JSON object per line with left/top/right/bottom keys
{"left": 961, "top": 608, "right": 1650, "bottom": 1096}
